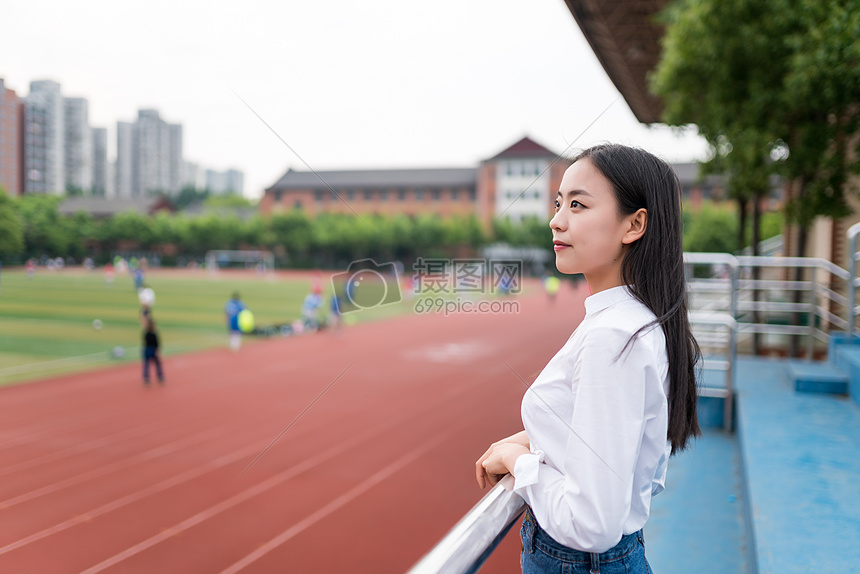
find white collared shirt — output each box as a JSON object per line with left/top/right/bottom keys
{"left": 513, "top": 285, "right": 671, "bottom": 553}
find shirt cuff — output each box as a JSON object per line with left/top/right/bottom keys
{"left": 513, "top": 450, "right": 544, "bottom": 490}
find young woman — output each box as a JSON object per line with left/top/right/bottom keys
{"left": 476, "top": 144, "right": 700, "bottom": 573}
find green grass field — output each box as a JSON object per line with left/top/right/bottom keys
{"left": 0, "top": 268, "right": 413, "bottom": 387}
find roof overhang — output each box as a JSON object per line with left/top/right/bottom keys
{"left": 563, "top": 0, "right": 668, "bottom": 124}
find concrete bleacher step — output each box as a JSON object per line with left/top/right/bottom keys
{"left": 696, "top": 367, "right": 733, "bottom": 429}
{"left": 736, "top": 357, "right": 860, "bottom": 573}
{"left": 785, "top": 359, "right": 849, "bottom": 394}
{"left": 832, "top": 344, "right": 860, "bottom": 406}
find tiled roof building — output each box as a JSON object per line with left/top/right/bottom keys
{"left": 261, "top": 136, "right": 567, "bottom": 229}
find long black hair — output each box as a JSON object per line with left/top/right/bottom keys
{"left": 573, "top": 143, "right": 701, "bottom": 455}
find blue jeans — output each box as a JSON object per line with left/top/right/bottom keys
{"left": 142, "top": 347, "right": 163, "bottom": 382}
{"left": 520, "top": 507, "right": 652, "bottom": 573}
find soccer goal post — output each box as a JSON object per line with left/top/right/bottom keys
{"left": 205, "top": 250, "right": 275, "bottom": 272}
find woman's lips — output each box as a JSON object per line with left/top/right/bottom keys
{"left": 553, "top": 241, "right": 570, "bottom": 252}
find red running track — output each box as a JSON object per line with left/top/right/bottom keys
{"left": 0, "top": 281, "right": 588, "bottom": 573}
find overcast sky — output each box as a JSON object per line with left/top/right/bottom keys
{"left": 2, "top": 0, "right": 708, "bottom": 199}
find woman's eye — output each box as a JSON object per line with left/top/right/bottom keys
{"left": 553, "top": 199, "right": 561, "bottom": 210}
{"left": 570, "top": 200, "right": 582, "bottom": 209}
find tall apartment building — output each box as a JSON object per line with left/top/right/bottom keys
{"left": 91, "top": 127, "right": 109, "bottom": 196}
{"left": 181, "top": 160, "right": 205, "bottom": 190}
{"left": 168, "top": 123, "right": 182, "bottom": 194}
{"left": 0, "top": 78, "right": 23, "bottom": 196}
{"left": 115, "top": 121, "right": 134, "bottom": 197}
{"left": 64, "top": 97, "right": 92, "bottom": 193}
{"left": 115, "top": 109, "right": 183, "bottom": 197}
{"left": 206, "top": 168, "right": 244, "bottom": 195}
{"left": 24, "top": 80, "right": 65, "bottom": 194}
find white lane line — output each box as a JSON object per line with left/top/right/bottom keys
{"left": 0, "top": 418, "right": 167, "bottom": 477}
{"left": 219, "top": 427, "right": 457, "bottom": 574}
{"left": 0, "top": 350, "right": 136, "bottom": 378}
{"left": 77, "top": 382, "right": 479, "bottom": 574}
{"left": 78, "top": 420, "right": 396, "bottom": 574}
{"left": 0, "top": 439, "right": 265, "bottom": 556}
{"left": 0, "top": 405, "right": 362, "bottom": 556}
{"left": 0, "top": 425, "right": 228, "bottom": 510}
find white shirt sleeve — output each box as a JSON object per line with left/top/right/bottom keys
{"left": 514, "top": 325, "right": 656, "bottom": 552}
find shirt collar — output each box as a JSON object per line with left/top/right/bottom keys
{"left": 584, "top": 285, "right": 635, "bottom": 315}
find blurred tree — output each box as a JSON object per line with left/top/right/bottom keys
{"left": 173, "top": 186, "right": 210, "bottom": 210}
{"left": 0, "top": 190, "right": 24, "bottom": 260}
{"left": 16, "top": 194, "right": 71, "bottom": 258}
{"left": 269, "top": 210, "right": 313, "bottom": 265}
{"left": 653, "top": 0, "right": 860, "bottom": 258}
{"left": 64, "top": 211, "right": 96, "bottom": 260}
{"left": 203, "top": 194, "right": 254, "bottom": 208}
{"left": 683, "top": 202, "right": 738, "bottom": 253}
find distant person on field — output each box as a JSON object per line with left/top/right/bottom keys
{"left": 543, "top": 273, "right": 561, "bottom": 304}
{"left": 133, "top": 266, "right": 144, "bottom": 291}
{"left": 142, "top": 318, "right": 164, "bottom": 385}
{"left": 225, "top": 291, "right": 247, "bottom": 351}
{"left": 302, "top": 291, "right": 323, "bottom": 330}
{"left": 105, "top": 261, "right": 115, "bottom": 285}
{"left": 26, "top": 258, "right": 35, "bottom": 279}
{"left": 327, "top": 293, "right": 343, "bottom": 332}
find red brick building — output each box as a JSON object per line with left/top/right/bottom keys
{"left": 0, "top": 78, "right": 23, "bottom": 196}
{"left": 260, "top": 166, "right": 477, "bottom": 219}
{"left": 260, "top": 136, "right": 567, "bottom": 229}
{"left": 477, "top": 136, "right": 569, "bottom": 228}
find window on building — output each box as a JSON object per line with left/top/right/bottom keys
{"left": 398, "top": 189, "right": 406, "bottom": 201}
{"left": 294, "top": 200, "right": 303, "bottom": 209}
{"left": 380, "top": 190, "right": 388, "bottom": 201}
{"left": 315, "top": 190, "right": 324, "bottom": 202}
{"left": 274, "top": 191, "right": 282, "bottom": 202}
{"left": 506, "top": 163, "right": 512, "bottom": 176}
{"left": 348, "top": 190, "right": 355, "bottom": 201}
{"left": 451, "top": 189, "right": 459, "bottom": 200}
{"left": 432, "top": 189, "right": 440, "bottom": 201}
{"left": 364, "top": 190, "right": 372, "bottom": 200}
{"left": 469, "top": 190, "right": 476, "bottom": 201}
{"left": 416, "top": 188, "right": 424, "bottom": 200}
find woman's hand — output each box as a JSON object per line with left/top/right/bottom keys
{"left": 475, "top": 431, "right": 531, "bottom": 489}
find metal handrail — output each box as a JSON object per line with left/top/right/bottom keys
{"left": 408, "top": 474, "right": 526, "bottom": 574}
{"left": 686, "top": 251, "right": 856, "bottom": 359}
{"left": 689, "top": 311, "right": 737, "bottom": 430}
{"left": 847, "top": 222, "right": 860, "bottom": 335}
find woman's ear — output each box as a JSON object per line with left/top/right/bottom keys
{"left": 621, "top": 208, "right": 647, "bottom": 245}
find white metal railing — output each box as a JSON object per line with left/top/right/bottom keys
{"left": 407, "top": 475, "right": 525, "bottom": 574}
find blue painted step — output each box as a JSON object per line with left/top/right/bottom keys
{"left": 736, "top": 357, "right": 860, "bottom": 574}
{"left": 785, "top": 359, "right": 848, "bottom": 395}
{"left": 833, "top": 345, "right": 860, "bottom": 406}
